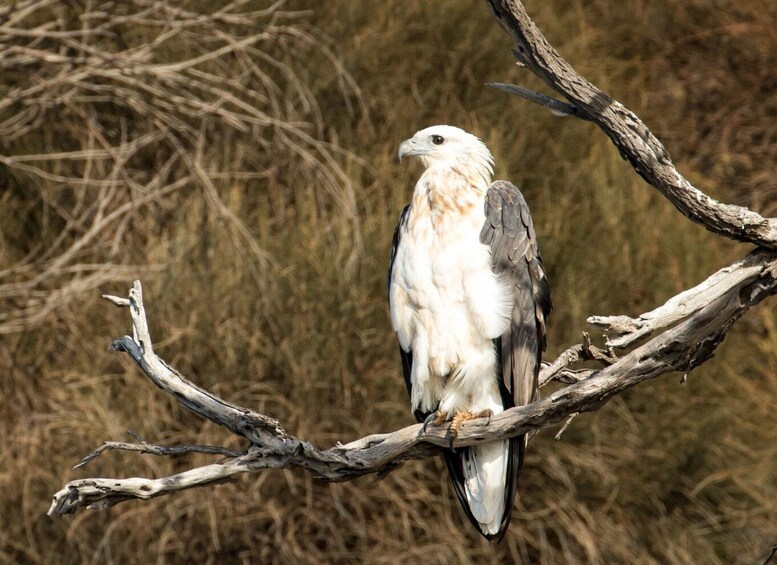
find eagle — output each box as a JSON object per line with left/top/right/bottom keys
{"left": 388, "top": 125, "right": 551, "bottom": 541}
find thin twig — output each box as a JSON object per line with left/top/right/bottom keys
{"left": 74, "top": 430, "right": 245, "bottom": 470}
{"left": 554, "top": 413, "right": 578, "bottom": 440}
{"left": 487, "top": 82, "right": 592, "bottom": 121}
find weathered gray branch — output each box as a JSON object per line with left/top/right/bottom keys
{"left": 51, "top": 462, "right": 249, "bottom": 514}
{"left": 539, "top": 332, "right": 616, "bottom": 385}
{"left": 485, "top": 0, "right": 777, "bottom": 249}
{"left": 73, "top": 431, "right": 244, "bottom": 470}
{"left": 103, "top": 283, "right": 291, "bottom": 449}
{"left": 49, "top": 253, "right": 777, "bottom": 514}
{"left": 588, "top": 252, "right": 767, "bottom": 348}
{"left": 48, "top": 1, "right": 777, "bottom": 519}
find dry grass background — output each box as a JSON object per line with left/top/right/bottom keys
{"left": 1, "top": 0, "right": 776, "bottom": 563}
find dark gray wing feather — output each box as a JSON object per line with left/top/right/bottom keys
{"left": 480, "top": 180, "right": 551, "bottom": 408}
{"left": 472, "top": 180, "right": 551, "bottom": 542}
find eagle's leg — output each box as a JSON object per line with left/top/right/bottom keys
{"left": 448, "top": 409, "right": 494, "bottom": 449}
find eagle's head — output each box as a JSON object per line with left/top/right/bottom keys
{"left": 397, "top": 125, "right": 494, "bottom": 184}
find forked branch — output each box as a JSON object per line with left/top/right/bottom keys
{"left": 49, "top": 253, "right": 777, "bottom": 515}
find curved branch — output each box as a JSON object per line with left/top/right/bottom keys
{"left": 103, "top": 282, "right": 291, "bottom": 448}
{"left": 484, "top": 0, "right": 777, "bottom": 248}
{"left": 49, "top": 260, "right": 777, "bottom": 514}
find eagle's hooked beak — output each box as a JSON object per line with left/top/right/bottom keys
{"left": 397, "top": 138, "right": 424, "bottom": 162}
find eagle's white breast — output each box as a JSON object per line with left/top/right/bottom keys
{"left": 389, "top": 167, "right": 512, "bottom": 416}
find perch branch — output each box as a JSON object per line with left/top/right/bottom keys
{"left": 49, "top": 257, "right": 777, "bottom": 514}
{"left": 484, "top": 0, "right": 777, "bottom": 248}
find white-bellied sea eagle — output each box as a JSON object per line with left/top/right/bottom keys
{"left": 388, "top": 125, "right": 551, "bottom": 542}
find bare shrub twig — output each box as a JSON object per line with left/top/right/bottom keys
{"left": 0, "top": 0, "right": 363, "bottom": 334}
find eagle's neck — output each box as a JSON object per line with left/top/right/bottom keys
{"left": 411, "top": 163, "right": 490, "bottom": 232}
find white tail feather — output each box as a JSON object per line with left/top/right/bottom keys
{"left": 463, "top": 439, "right": 509, "bottom": 534}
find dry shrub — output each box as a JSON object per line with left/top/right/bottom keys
{"left": 0, "top": 0, "right": 364, "bottom": 335}
{"left": 1, "top": 0, "right": 776, "bottom": 563}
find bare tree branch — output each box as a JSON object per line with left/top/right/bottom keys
{"left": 105, "top": 282, "right": 291, "bottom": 449}
{"left": 484, "top": 0, "right": 777, "bottom": 248}
{"left": 50, "top": 462, "right": 249, "bottom": 515}
{"left": 588, "top": 252, "right": 767, "bottom": 348}
{"left": 539, "top": 333, "right": 616, "bottom": 385}
{"left": 49, "top": 254, "right": 777, "bottom": 514}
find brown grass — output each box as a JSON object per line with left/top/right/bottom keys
{"left": 1, "top": 0, "right": 776, "bottom": 563}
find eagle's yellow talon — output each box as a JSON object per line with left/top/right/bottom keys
{"left": 446, "top": 409, "right": 493, "bottom": 449}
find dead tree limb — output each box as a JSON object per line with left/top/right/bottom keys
{"left": 49, "top": 1, "right": 777, "bottom": 516}
{"left": 485, "top": 0, "right": 777, "bottom": 248}
{"left": 49, "top": 251, "right": 777, "bottom": 514}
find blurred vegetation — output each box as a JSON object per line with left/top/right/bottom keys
{"left": 1, "top": 0, "right": 776, "bottom": 563}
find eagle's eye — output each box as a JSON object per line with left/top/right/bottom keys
{"left": 431, "top": 135, "right": 444, "bottom": 145}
